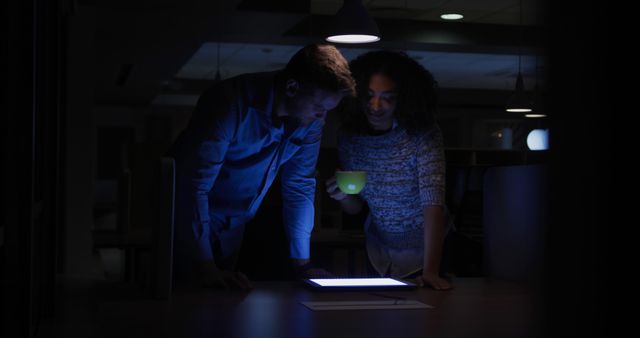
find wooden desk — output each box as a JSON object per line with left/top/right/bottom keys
{"left": 89, "top": 278, "right": 540, "bottom": 338}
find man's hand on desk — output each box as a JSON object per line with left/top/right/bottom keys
{"left": 415, "top": 271, "right": 452, "bottom": 291}
{"left": 292, "top": 259, "right": 334, "bottom": 279}
{"left": 199, "top": 260, "right": 253, "bottom": 290}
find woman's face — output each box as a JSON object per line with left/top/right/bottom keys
{"left": 364, "top": 73, "right": 397, "bottom": 131}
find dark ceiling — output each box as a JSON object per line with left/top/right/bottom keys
{"left": 85, "top": 0, "right": 546, "bottom": 110}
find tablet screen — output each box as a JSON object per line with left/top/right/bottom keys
{"left": 305, "top": 278, "right": 415, "bottom": 289}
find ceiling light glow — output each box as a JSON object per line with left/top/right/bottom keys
{"left": 525, "top": 113, "right": 547, "bottom": 118}
{"left": 440, "top": 13, "right": 464, "bottom": 20}
{"left": 326, "top": 34, "right": 381, "bottom": 44}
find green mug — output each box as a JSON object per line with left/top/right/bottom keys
{"left": 335, "top": 171, "right": 367, "bottom": 194}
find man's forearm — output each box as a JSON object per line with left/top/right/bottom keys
{"left": 292, "top": 258, "right": 311, "bottom": 266}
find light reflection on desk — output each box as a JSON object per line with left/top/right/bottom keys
{"left": 91, "top": 278, "right": 539, "bottom": 338}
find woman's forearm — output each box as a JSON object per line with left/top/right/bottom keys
{"left": 423, "top": 206, "right": 445, "bottom": 274}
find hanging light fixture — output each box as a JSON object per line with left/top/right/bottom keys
{"left": 326, "top": 0, "right": 380, "bottom": 44}
{"left": 506, "top": 73, "right": 532, "bottom": 112}
{"left": 525, "top": 87, "right": 546, "bottom": 117}
{"left": 526, "top": 55, "right": 547, "bottom": 118}
{"left": 506, "top": 0, "right": 532, "bottom": 113}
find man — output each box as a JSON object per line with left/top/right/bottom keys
{"left": 171, "top": 44, "right": 355, "bottom": 289}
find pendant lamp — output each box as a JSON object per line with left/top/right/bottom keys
{"left": 326, "top": 0, "right": 380, "bottom": 44}
{"left": 506, "top": 0, "right": 532, "bottom": 113}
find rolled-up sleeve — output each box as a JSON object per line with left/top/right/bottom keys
{"left": 280, "top": 120, "right": 323, "bottom": 259}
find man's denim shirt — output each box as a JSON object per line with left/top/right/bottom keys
{"left": 172, "top": 71, "right": 322, "bottom": 261}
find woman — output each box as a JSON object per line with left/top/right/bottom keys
{"left": 326, "top": 50, "right": 452, "bottom": 290}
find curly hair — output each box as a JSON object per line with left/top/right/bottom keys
{"left": 340, "top": 50, "right": 438, "bottom": 134}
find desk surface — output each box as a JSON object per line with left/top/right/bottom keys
{"left": 83, "top": 278, "right": 541, "bottom": 338}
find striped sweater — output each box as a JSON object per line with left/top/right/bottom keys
{"left": 337, "top": 124, "right": 446, "bottom": 250}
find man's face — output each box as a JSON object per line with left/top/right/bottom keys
{"left": 364, "top": 73, "right": 397, "bottom": 131}
{"left": 285, "top": 83, "right": 343, "bottom": 127}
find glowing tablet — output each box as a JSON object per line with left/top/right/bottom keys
{"left": 304, "top": 278, "right": 416, "bottom": 289}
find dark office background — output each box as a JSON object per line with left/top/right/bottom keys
{"left": 2, "top": 0, "right": 608, "bottom": 337}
